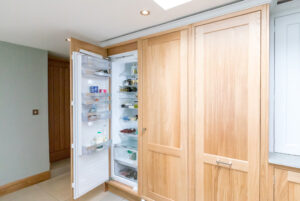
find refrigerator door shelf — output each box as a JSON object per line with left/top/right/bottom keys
{"left": 83, "top": 93, "right": 111, "bottom": 98}
{"left": 81, "top": 139, "right": 112, "bottom": 156}
{"left": 82, "top": 111, "right": 111, "bottom": 122}
{"left": 82, "top": 100, "right": 111, "bottom": 106}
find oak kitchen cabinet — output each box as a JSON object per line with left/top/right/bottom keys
{"left": 69, "top": 4, "right": 271, "bottom": 201}
{"left": 192, "top": 5, "right": 269, "bottom": 201}
{"left": 194, "top": 11, "right": 261, "bottom": 201}
{"left": 274, "top": 168, "right": 300, "bottom": 201}
{"left": 140, "top": 29, "right": 189, "bottom": 201}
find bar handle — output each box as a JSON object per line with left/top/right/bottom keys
{"left": 216, "top": 159, "right": 232, "bottom": 167}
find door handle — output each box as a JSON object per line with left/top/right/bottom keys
{"left": 216, "top": 159, "right": 232, "bottom": 167}
{"left": 142, "top": 128, "right": 147, "bottom": 134}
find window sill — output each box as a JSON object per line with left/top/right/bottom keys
{"left": 269, "top": 152, "right": 300, "bottom": 169}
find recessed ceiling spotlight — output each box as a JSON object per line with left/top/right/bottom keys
{"left": 65, "top": 37, "right": 71, "bottom": 42}
{"left": 153, "top": 0, "right": 192, "bottom": 10}
{"left": 140, "top": 9, "right": 150, "bottom": 16}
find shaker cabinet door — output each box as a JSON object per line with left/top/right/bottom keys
{"left": 194, "top": 12, "right": 261, "bottom": 201}
{"left": 141, "top": 29, "right": 189, "bottom": 201}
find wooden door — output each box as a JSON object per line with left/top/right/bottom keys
{"left": 141, "top": 29, "right": 189, "bottom": 201}
{"left": 194, "top": 12, "right": 261, "bottom": 201}
{"left": 48, "top": 58, "right": 70, "bottom": 162}
{"left": 275, "top": 168, "right": 300, "bottom": 201}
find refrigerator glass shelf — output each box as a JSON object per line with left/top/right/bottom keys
{"left": 114, "top": 143, "right": 137, "bottom": 152}
{"left": 120, "top": 116, "right": 138, "bottom": 122}
{"left": 119, "top": 97, "right": 138, "bottom": 101}
{"left": 119, "top": 91, "right": 137, "bottom": 96}
{"left": 82, "top": 55, "right": 110, "bottom": 70}
{"left": 82, "top": 71, "right": 111, "bottom": 79}
{"left": 119, "top": 72, "right": 138, "bottom": 79}
{"left": 121, "top": 106, "right": 138, "bottom": 110}
{"left": 119, "top": 132, "right": 138, "bottom": 140}
{"left": 114, "top": 158, "right": 137, "bottom": 169}
{"left": 117, "top": 141, "right": 138, "bottom": 150}
{"left": 81, "top": 139, "right": 112, "bottom": 155}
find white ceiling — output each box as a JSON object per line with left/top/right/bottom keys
{"left": 0, "top": 0, "right": 237, "bottom": 57}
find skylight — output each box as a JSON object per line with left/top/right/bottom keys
{"left": 153, "top": 0, "right": 192, "bottom": 10}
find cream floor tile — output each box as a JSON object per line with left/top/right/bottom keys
{"left": 50, "top": 159, "right": 70, "bottom": 178}
{"left": 36, "top": 173, "right": 71, "bottom": 201}
{"left": 0, "top": 171, "right": 125, "bottom": 201}
{"left": 0, "top": 185, "right": 57, "bottom": 201}
{"left": 75, "top": 188, "right": 123, "bottom": 201}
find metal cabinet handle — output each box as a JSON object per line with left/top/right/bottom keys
{"left": 216, "top": 159, "right": 232, "bottom": 167}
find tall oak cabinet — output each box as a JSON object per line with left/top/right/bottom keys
{"left": 194, "top": 11, "right": 261, "bottom": 201}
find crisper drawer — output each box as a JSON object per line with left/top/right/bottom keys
{"left": 114, "top": 145, "right": 138, "bottom": 168}
{"left": 114, "top": 161, "right": 137, "bottom": 183}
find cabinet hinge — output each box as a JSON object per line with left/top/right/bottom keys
{"left": 71, "top": 101, "right": 74, "bottom": 106}
{"left": 71, "top": 144, "right": 74, "bottom": 149}
{"left": 72, "top": 182, "right": 75, "bottom": 188}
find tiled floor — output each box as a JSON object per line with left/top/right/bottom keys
{"left": 50, "top": 158, "right": 70, "bottom": 178}
{"left": 0, "top": 168, "right": 127, "bottom": 201}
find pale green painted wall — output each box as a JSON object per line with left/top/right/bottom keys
{"left": 0, "top": 41, "right": 49, "bottom": 185}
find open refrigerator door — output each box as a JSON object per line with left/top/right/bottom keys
{"left": 72, "top": 52, "right": 111, "bottom": 199}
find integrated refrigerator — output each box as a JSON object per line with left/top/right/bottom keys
{"left": 72, "top": 50, "right": 138, "bottom": 199}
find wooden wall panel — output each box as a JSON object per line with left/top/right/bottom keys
{"left": 48, "top": 58, "right": 70, "bottom": 162}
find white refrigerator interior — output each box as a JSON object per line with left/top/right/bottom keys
{"left": 72, "top": 50, "right": 138, "bottom": 199}
{"left": 111, "top": 51, "right": 138, "bottom": 190}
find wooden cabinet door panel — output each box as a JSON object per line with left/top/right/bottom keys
{"left": 275, "top": 169, "right": 300, "bottom": 201}
{"left": 141, "top": 30, "right": 189, "bottom": 201}
{"left": 194, "top": 12, "right": 261, "bottom": 201}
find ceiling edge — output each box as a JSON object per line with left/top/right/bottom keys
{"left": 99, "top": 0, "right": 272, "bottom": 47}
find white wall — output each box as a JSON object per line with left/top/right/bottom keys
{"left": 0, "top": 41, "right": 49, "bottom": 186}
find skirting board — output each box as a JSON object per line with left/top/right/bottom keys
{"left": 0, "top": 171, "right": 51, "bottom": 196}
